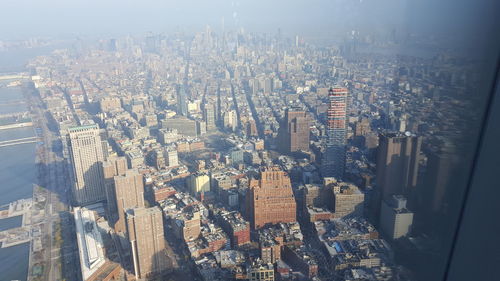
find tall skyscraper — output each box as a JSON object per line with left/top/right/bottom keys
{"left": 246, "top": 166, "right": 297, "bottom": 229}
{"left": 322, "top": 87, "right": 349, "bottom": 180}
{"left": 246, "top": 119, "right": 258, "bottom": 137}
{"left": 127, "top": 207, "right": 169, "bottom": 279}
{"left": 422, "top": 142, "right": 458, "bottom": 218}
{"left": 376, "top": 132, "right": 421, "bottom": 202}
{"left": 279, "top": 108, "right": 310, "bottom": 154}
{"left": 223, "top": 109, "right": 238, "bottom": 131}
{"left": 68, "top": 124, "right": 106, "bottom": 205}
{"left": 204, "top": 102, "right": 217, "bottom": 131}
{"left": 177, "top": 85, "right": 188, "bottom": 116}
{"left": 114, "top": 169, "right": 145, "bottom": 233}
{"left": 102, "top": 156, "right": 128, "bottom": 216}
{"left": 419, "top": 141, "right": 460, "bottom": 236}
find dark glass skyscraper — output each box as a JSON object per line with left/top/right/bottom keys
{"left": 322, "top": 87, "right": 348, "bottom": 180}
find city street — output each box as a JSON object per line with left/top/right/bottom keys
{"left": 27, "top": 88, "right": 78, "bottom": 281}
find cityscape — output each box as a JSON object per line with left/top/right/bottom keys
{"left": 0, "top": 1, "right": 499, "bottom": 281}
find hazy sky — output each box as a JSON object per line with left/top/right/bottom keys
{"left": 0, "top": 0, "right": 408, "bottom": 39}
{"left": 0, "top": 0, "right": 497, "bottom": 43}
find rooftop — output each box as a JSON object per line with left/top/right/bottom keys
{"left": 74, "top": 206, "right": 106, "bottom": 281}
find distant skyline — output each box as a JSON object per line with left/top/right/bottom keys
{"left": 0, "top": 0, "right": 414, "bottom": 40}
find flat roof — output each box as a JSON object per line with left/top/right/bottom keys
{"left": 74, "top": 206, "right": 106, "bottom": 281}
{"left": 68, "top": 124, "right": 99, "bottom": 132}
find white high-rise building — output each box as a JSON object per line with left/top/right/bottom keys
{"left": 187, "top": 173, "right": 210, "bottom": 195}
{"left": 164, "top": 148, "right": 179, "bottom": 167}
{"left": 68, "top": 124, "right": 106, "bottom": 205}
{"left": 223, "top": 110, "right": 238, "bottom": 131}
{"left": 380, "top": 195, "right": 414, "bottom": 239}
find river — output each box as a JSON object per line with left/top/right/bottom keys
{"left": 0, "top": 83, "right": 37, "bottom": 281}
{"left": 0, "top": 42, "right": 62, "bottom": 281}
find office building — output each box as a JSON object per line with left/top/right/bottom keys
{"left": 187, "top": 173, "right": 211, "bottom": 195}
{"left": 142, "top": 114, "right": 158, "bottom": 128}
{"left": 164, "top": 148, "right": 179, "bottom": 167}
{"left": 246, "top": 120, "right": 259, "bottom": 137}
{"left": 173, "top": 210, "right": 201, "bottom": 242}
{"left": 376, "top": 132, "right": 421, "bottom": 203}
{"left": 149, "top": 149, "right": 165, "bottom": 170}
{"left": 419, "top": 142, "right": 462, "bottom": 237}
{"left": 161, "top": 116, "right": 198, "bottom": 137}
{"left": 279, "top": 108, "right": 310, "bottom": 154}
{"left": 354, "top": 117, "right": 371, "bottom": 137}
{"left": 223, "top": 110, "right": 238, "bottom": 131}
{"left": 125, "top": 150, "right": 144, "bottom": 168}
{"left": 217, "top": 210, "right": 251, "bottom": 247}
{"left": 303, "top": 184, "right": 324, "bottom": 207}
{"left": 196, "top": 120, "right": 207, "bottom": 136}
{"left": 204, "top": 102, "right": 217, "bottom": 131}
{"left": 332, "top": 182, "right": 365, "bottom": 219}
{"left": 114, "top": 169, "right": 145, "bottom": 233}
{"left": 158, "top": 128, "right": 179, "bottom": 145}
{"left": 380, "top": 195, "right": 414, "bottom": 239}
{"left": 246, "top": 166, "right": 297, "bottom": 229}
{"left": 68, "top": 124, "right": 106, "bottom": 205}
{"left": 230, "top": 149, "right": 244, "bottom": 165}
{"left": 127, "top": 207, "right": 169, "bottom": 279}
{"left": 322, "top": 87, "right": 348, "bottom": 180}
{"left": 102, "top": 156, "right": 128, "bottom": 217}
{"left": 247, "top": 263, "right": 275, "bottom": 281}
{"left": 177, "top": 85, "right": 188, "bottom": 116}
{"left": 74, "top": 206, "right": 107, "bottom": 281}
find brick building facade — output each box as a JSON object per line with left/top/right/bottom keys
{"left": 246, "top": 166, "right": 297, "bottom": 229}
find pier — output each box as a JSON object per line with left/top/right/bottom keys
{"left": 0, "top": 122, "right": 33, "bottom": 131}
{"left": 0, "top": 136, "right": 37, "bottom": 147}
{"left": 0, "top": 198, "right": 33, "bottom": 248}
{"left": 0, "top": 74, "right": 30, "bottom": 81}
{"left": 0, "top": 111, "right": 30, "bottom": 119}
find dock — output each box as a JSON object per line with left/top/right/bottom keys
{"left": 0, "top": 136, "right": 38, "bottom": 148}
{"left": 0, "top": 122, "right": 33, "bottom": 131}
{"left": 0, "top": 198, "right": 33, "bottom": 248}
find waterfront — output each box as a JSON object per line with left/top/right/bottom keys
{"left": 0, "top": 45, "right": 59, "bottom": 73}
{"left": 0, "top": 84, "right": 36, "bottom": 281}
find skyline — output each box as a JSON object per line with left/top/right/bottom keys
{"left": 0, "top": 0, "right": 488, "bottom": 42}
